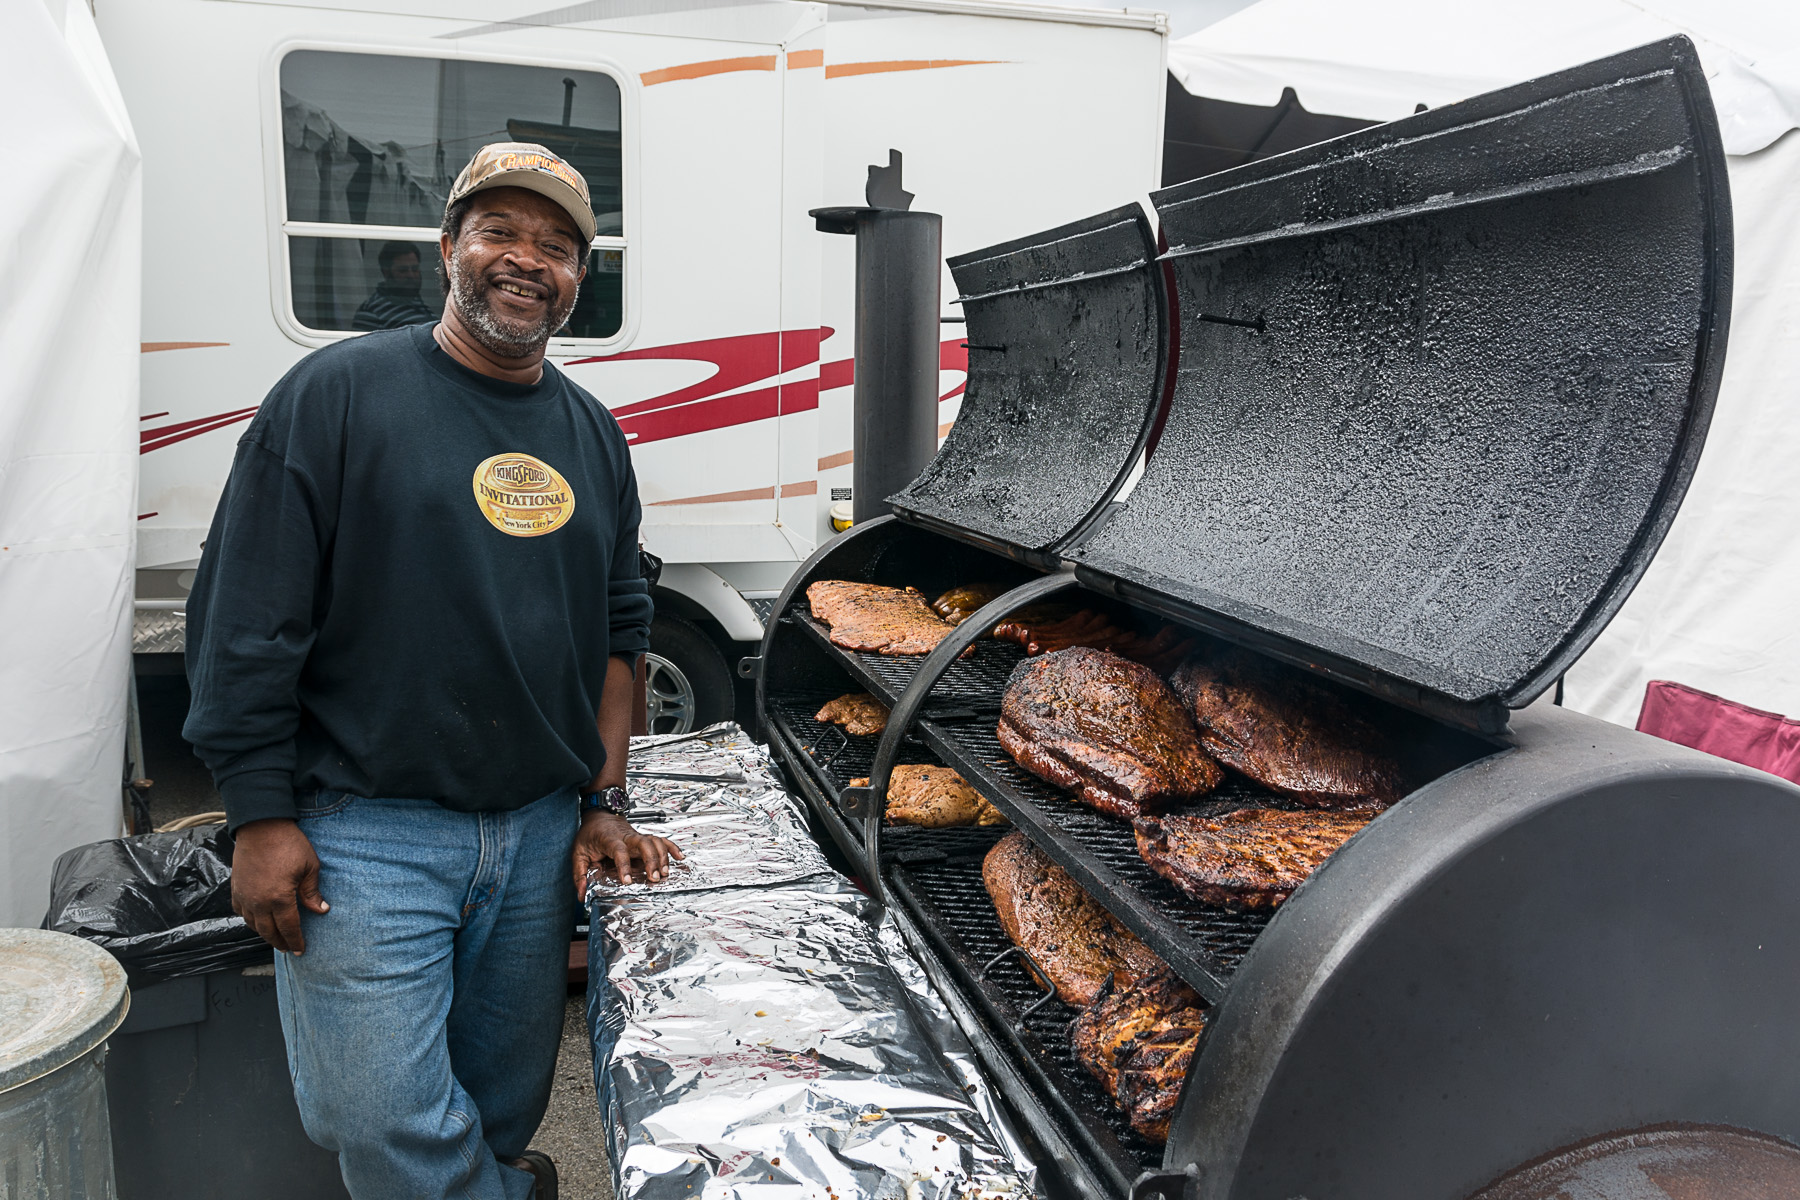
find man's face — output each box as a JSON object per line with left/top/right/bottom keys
{"left": 441, "top": 187, "right": 588, "bottom": 357}
{"left": 385, "top": 251, "right": 422, "bottom": 289}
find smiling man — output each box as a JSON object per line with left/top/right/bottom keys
{"left": 183, "top": 144, "right": 679, "bottom": 1200}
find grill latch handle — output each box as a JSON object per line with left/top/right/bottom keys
{"left": 1132, "top": 1164, "right": 1204, "bottom": 1200}
{"left": 839, "top": 784, "right": 876, "bottom": 820}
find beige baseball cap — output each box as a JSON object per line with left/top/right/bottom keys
{"left": 446, "top": 142, "right": 598, "bottom": 244}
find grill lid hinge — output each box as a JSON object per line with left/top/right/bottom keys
{"left": 736, "top": 656, "right": 762, "bottom": 680}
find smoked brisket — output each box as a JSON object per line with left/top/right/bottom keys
{"left": 1134, "top": 807, "right": 1373, "bottom": 910}
{"left": 1169, "top": 650, "right": 1404, "bottom": 808}
{"left": 998, "top": 647, "right": 1222, "bottom": 820}
{"left": 982, "top": 831, "right": 1163, "bottom": 1006}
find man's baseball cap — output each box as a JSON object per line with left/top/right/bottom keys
{"left": 446, "top": 143, "right": 598, "bottom": 244}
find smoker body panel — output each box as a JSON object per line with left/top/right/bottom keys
{"left": 1176, "top": 702, "right": 1800, "bottom": 1198}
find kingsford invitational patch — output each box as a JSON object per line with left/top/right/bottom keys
{"left": 472, "top": 453, "right": 575, "bottom": 537}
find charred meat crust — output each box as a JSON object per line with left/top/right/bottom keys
{"left": 1169, "top": 650, "right": 1404, "bottom": 809}
{"left": 997, "top": 647, "right": 1223, "bottom": 820}
{"left": 1134, "top": 807, "right": 1373, "bottom": 910}
{"left": 982, "top": 831, "right": 1163, "bottom": 1007}
{"left": 1070, "top": 970, "right": 1208, "bottom": 1145}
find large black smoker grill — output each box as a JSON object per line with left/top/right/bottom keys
{"left": 752, "top": 39, "right": 1800, "bottom": 1200}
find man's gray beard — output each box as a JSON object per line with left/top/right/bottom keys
{"left": 447, "top": 251, "right": 579, "bottom": 357}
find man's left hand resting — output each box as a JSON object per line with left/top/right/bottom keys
{"left": 572, "top": 810, "right": 685, "bottom": 892}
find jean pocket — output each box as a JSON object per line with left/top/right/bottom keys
{"left": 295, "top": 789, "right": 357, "bottom": 818}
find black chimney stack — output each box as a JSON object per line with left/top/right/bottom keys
{"left": 811, "top": 151, "right": 942, "bottom": 527}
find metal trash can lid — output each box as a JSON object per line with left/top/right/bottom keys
{"left": 0, "top": 929, "right": 129, "bottom": 1095}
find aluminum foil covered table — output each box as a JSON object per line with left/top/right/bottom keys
{"left": 587, "top": 724, "right": 1037, "bottom": 1200}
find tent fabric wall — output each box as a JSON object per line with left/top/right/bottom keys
{"left": 1167, "top": 0, "right": 1800, "bottom": 729}
{"left": 0, "top": 0, "right": 142, "bottom": 927}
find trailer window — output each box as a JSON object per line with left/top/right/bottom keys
{"left": 278, "top": 50, "right": 625, "bottom": 338}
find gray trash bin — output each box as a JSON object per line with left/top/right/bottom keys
{"left": 105, "top": 964, "right": 349, "bottom": 1200}
{"left": 0, "top": 928, "right": 129, "bottom": 1200}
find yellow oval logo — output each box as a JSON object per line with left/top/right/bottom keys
{"left": 472, "top": 453, "right": 575, "bottom": 537}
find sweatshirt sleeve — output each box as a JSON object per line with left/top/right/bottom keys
{"left": 607, "top": 446, "right": 653, "bottom": 660}
{"left": 182, "top": 434, "right": 329, "bottom": 831}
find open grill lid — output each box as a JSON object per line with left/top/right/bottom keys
{"left": 1069, "top": 37, "right": 1732, "bottom": 732}
{"left": 888, "top": 203, "right": 1169, "bottom": 568}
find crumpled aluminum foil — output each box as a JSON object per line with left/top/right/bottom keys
{"left": 587, "top": 725, "right": 829, "bottom": 898}
{"left": 587, "top": 725, "right": 1036, "bottom": 1200}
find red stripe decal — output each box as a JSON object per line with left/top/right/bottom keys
{"left": 140, "top": 407, "right": 258, "bottom": 454}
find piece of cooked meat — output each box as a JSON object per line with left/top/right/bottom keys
{"left": 1115, "top": 1006, "right": 1208, "bottom": 1143}
{"left": 806, "top": 581, "right": 957, "bottom": 655}
{"left": 997, "top": 648, "right": 1222, "bottom": 820}
{"left": 1070, "top": 969, "right": 1202, "bottom": 1096}
{"left": 1169, "top": 650, "right": 1405, "bottom": 809}
{"left": 814, "top": 692, "right": 889, "bottom": 737}
{"left": 982, "top": 831, "right": 1164, "bottom": 1006}
{"left": 992, "top": 609, "right": 1195, "bottom": 675}
{"left": 1134, "top": 807, "right": 1373, "bottom": 910}
{"left": 933, "top": 583, "right": 1006, "bottom": 625}
{"left": 848, "top": 765, "right": 1008, "bottom": 828}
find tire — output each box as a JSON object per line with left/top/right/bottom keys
{"left": 644, "top": 614, "right": 734, "bottom": 735}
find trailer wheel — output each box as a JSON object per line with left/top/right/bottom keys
{"left": 644, "top": 615, "right": 733, "bottom": 735}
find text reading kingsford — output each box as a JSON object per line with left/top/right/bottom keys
{"left": 472, "top": 453, "right": 575, "bottom": 537}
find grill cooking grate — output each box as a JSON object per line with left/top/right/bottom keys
{"left": 923, "top": 717, "right": 1279, "bottom": 975}
{"left": 890, "top": 855, "right": 1165, "bottom": 1185}
{"left": 766, "top": 693, "right": 941, "bottom": 792}
{"left": 784, "top": 612, "right": 1025, "bottom": 704}
{"left": 765, "top": 694, "right": 1011, "bottom": 864}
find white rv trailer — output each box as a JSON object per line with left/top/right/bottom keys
{"left": 97, "top": 0, "right": 1168, "bottom": 728}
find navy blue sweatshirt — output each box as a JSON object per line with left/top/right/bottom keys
{"left": 184, "top": 323, "right": 653, "bottom": 830}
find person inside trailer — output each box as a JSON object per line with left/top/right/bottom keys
{"left": 183, "top": 142, "right": 680, "bottom": 1200}
{"left": 350, "top": 239, "right": 434, "bottom": 331}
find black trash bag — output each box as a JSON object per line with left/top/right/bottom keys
{"left": 43, "top": 824, "right": 271, "bottom": 986}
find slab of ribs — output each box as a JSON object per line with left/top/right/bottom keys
{"left": 806, "top": 581, "right": 958, "bottom": 655}
{"left": 1070, "top": 969, "right": 1208, "bottom": 1144}
{"left": 982, "top": 830, "right": 1163, "bottom": 1006}
{"left": 1170, "top": 649, "right": 1404, "bottom": 809}
{"left": 1134, "top": 807, "right": 1374, "bottom": 909}
{"left": 814, "top": 692, "right": 889, "bottom": 737}
{"left": 849, "top": 764, "right": 1007, "bottom": 828}
{"left": 998, "top": 647, "right": 1223, "bottom": 820}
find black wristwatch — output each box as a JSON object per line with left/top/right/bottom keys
{"left": 582, "top": 785, "right": 630, "bottom": 817}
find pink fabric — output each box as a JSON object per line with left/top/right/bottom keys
{"left": 1636, "top": 680, "right": 1800, "bottom": 785}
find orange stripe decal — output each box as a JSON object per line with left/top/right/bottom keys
{"left": 825, "top": 59, "right": 1000, "bottom": 79}
{"left": 650, "top": 485, "right": 776, "bottom": 507}
{"left": 787, "top": 49, "right": 823, "bottom": 69}
{"left": 780, "top": 481, "right": 818, "bottom": 497}
{"left": 142, "top": 342, "right": 228, "bottom": 353}
{"left": 938, "top": 420, "right": 955, "bottom": 437}
{"left": 641, "top": 55, "right": 777, "bottom": 87}
{"left": 817, "top": 450, "right": 854, "bottom": 471}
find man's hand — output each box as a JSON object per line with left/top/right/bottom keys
{"left": 573, "top": 810, "right": 685, "bottom": 894}
{"left": 231, "top": 818, "right": 329, "bottom": 955}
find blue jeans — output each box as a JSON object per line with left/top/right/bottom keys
{"left": 275, "top": 786, "right": 578, "bottom": 1200}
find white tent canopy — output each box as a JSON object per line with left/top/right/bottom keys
{"left": 0, "top": 0, "right": 141, "bottom": 926}
{"left": 1168, "top": 0, "right": 1800, "bottom": 730}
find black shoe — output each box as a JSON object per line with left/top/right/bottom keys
{"left": 505, "top": 1150, "right": 559, "bottom": 1200}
